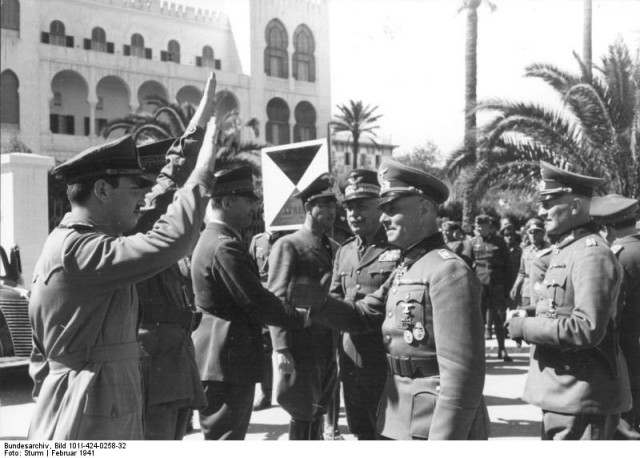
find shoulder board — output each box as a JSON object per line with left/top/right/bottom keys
{"left": 379, "top": 249, "right": 402, "bottom": 262}
{"left": 536, "top": 247, "right": 552, "bottom": 257}
{"left": 340, "top": 236, "right": 357, "bottom": 247}
{"left": 397, "top": 278, "right": 428, "bottom": 286}
{"left": 585, "top": 237, "right": 598, "bottom": 247}
{"left": 611, "top": 244, "right": 623, "bottom": 256}
{"left": 437, "top": 249, "right": 456, "bottom": 260}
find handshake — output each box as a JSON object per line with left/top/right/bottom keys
{"left": 504, "top": 309, "right": 527, "bottom": 342}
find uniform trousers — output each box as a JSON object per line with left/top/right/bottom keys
{"left": 542, "top": 410, "right": 620, "bottom": 440}
{"left": 343, "top": 378, "right": 385, "bottom": 439}
{"left": 481, "top": 284, "right": 507, "bottom": 350}
{"left": 144, "top": 403, "right": 191, "bottom": 440}
{"left": 199, "top": 381, "right": 254, "bottom": 440}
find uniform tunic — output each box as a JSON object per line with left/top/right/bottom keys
{"left": 267, "top": 227, "right": 339, "bottom": 421}
{"left": 517, "top": 243, "right": 551, "bottom": 304}
{"left": 612, "top": 234, "right": 640, "bottom": 425}
{"left": 520, "top": 227, "right": 631, "bottom": 415}
{"left": 27, "top": 169, "right": 213, "bottom": 440}
{"left": 313, "top": 232, "right": 489, "bottom": 440}
{"left": 329, "top": 228, "right": 399, "bottom": 437}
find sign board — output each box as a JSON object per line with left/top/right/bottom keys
{"left": 261, "top": 139, "right": 330, "bottom": 232}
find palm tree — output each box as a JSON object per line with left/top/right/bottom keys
{"left": 331, "top": 100, "right": 382, "bottom": 170}
{"left": 446, "top": 39, "right": 640, "bottom": 202}
{"left": 457, "top": 0, "right": 496, "bottom": 223}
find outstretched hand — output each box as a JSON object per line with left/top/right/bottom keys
{"left": 194, "top": 118, "right": 218, "bottom": 172}
{"left": 192, "top": 72, "right": 217, "bottom": 129}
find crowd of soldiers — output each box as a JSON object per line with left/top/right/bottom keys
{"left": 24, "top": 72, "right": 639, "bottom": 441}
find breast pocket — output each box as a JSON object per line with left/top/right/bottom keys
{"left": 370, "top": 263, "right": 395, "bottom": 288}
{"left": 543, "top": 269, "right": 568, "bottom": 310}
{"left": 395, "top": 288, "right": 425, "bottom": 330}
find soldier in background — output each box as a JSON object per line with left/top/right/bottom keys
{"left": 506, "top": 161, "right": 630, "bottom": 440}
{"left": 297, "top": 159, "right": 489, "bottom": 440}
{"left": 501, "top": 222, "right": 522, "bottom": 310}
{"left": 134, "top": 73, "right": 217, "bottom": 439}
{"left": 463, "top": 214, "right": 513, "bottom": 361}
{"left": 590, "top": 194, "right": 640, "bottom": 440}
{"left": 267, "top": 174, "right": 339, "bottom": 440}
{"left": 190, "top": 167, "right": 305, "bottom": 440}
{"left": 248, "top": 230, "right": 290, "bottom": 411}
{"left": 329, "top": 169, "right": 400, "bottom": 440}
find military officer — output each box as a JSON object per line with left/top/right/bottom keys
{"left": 330, "top": 169, "right": 400, "bottom": 440}
{"left": 190, "top": 166, "right": 305, "bottom": 440}
{"left": 248, "top": 230, "right": 290, "bottom": 411}
{"left": 27, "top": 113, "right": 219, "bottom": 440}
{"left": 294, "top": 159, "right": 490, "bottom": 440}
{"left": 132, "top": 74, "right": 217, "bottom": 440}
{"left": 463, "top": 214, "right": 513, "bottom": 361}
{"left": 267, "top": 174, "right": 340, "bottom": 440}
{"left": 505, "top": 161, "right": 631, "bottom": 440}
{"left": 590, "top": 194, "right": 640, "bottom": 439}
{"left": 510, "top": 218, "right": 550, "bottom": 315}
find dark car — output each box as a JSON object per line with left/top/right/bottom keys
{"left": 0, "top": 245, "right": 31, "bottom": 368}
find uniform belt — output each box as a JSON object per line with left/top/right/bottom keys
{"left": 142, "top": 307, "right": 202, "bottom": 332}
{"left": 48, "top": 342, "right": 141, "bottom": 373}
{"left": 386, "top": 354, "right": 439, "bottom": 378}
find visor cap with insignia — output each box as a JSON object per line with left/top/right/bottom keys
{"left": 52, "top": 134, "right": 154, "bottom": 186}
{"left": 590, "top": 194, "right": 639, "bottom": 227}
{"left": 294, "top": 173, "right": 337, "bottom": 204}
{"left": 525, "top": 218, "right": 545, "bottom": 233}
{"left": 377, "top": 158, "right": 449, "bottom": 206}
{"left": 339, "top": 169, "right": 380, "bottom": 203}
{"left": 137, "top": 137, "right": 177, "bottom": 174}
{"left": 538, "top": 161, "right": 604, "bottom": 202}
{"left": 212, "top": 166, "right": 258, "bottom": 199}
{"left": 475, "top": 214, "right": 493, "bottom": 226}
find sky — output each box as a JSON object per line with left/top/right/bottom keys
{"left": 184, "top": 0, "right": 640, "bottom": 157}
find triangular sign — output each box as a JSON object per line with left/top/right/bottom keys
{"left": 271, "top": 189, "right": 306, "bottom": 226}
{"left": 266, "top": 144, "right": 322, "bottom": 186}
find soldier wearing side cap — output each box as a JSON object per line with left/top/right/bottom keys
{"left": 463, "top": 214, "right": 513, "bottom": 361}
{"left": 27, "top": 111, "right": 219, "bottom": 440}
{"left": 591, "top": 194, "right": 640, "bottom": 439}
{"left": 267, "top": 174, "right": 340, "bottom": 440}
{"left": 132, "top": 74, "right": 217, "bottom": 440}
{"left": 190, "top": 167, "right": 305, "bottom": 440}
{"left": 505, "top": 161, "right": 630, "bottom": 440}
{"left": 293, "top": 159, "right": 489, "bottom": 440}
{"left": 329, "top": 169, "right": 401, "bottom": 440}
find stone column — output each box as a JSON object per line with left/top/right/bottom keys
{"left": 1, "top": 153, "right": 56, "bottom": 287}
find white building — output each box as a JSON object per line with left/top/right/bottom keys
{"left": 0, "top": 0, "right": 331, "bottom": 162}
{"left": 331, "top": 131, "right": 397, "bottom": 176}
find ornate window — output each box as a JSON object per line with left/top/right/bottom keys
{"left": 91, "top": 27, "right": 107, "bottom": 52}
{"left": 50, "top": 20, "right": 66, "bottom": 46}
{"left": 0, "top": 70, "right": 20, "bottom": 125}
{"left": 264, "top": 19, "right": 288, "bottom": 78}
{"left": 1, "top": 0, "right": 20, "bottom": 32}
{"left": 266, "top": 98, "right": 290, "bottom": 145}
{"left": 167, "top": 40, "right": 180, "bottom": 63}
{"left": 293, "top": 101, "right": 316, "bottom": 142}
{"left": 131, "top": 33, "right": 145, "bottom": 57}
{"left": 202, "top": 46, "right": 214, "bottom": 67}
{"left": 292, "top": 25, "right": 315, "bottom": 82}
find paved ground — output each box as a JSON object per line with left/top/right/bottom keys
{"left": 0, "top": 339, "right": 539, "bottom": 440}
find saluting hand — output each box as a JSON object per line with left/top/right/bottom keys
{"left": 191, "top": 72, "right": 217, "bottom": 130}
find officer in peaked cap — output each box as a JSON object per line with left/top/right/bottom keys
{"left": 53, "top": 134, "right": 154, "bottom": 187}
{"left": 327, "top": 169, "right": 400, "bottom": 439}
{"left": 591, "top": 194, "right": 640, "bottom": 440}
{"left": 291, "top": 157, "right": 489, "bottom": 440}
{"left": 267, "top": 172, "right": 340, "bottom": 440}
{"left": 505, "top": 162, "right": 630, "bottom": 440}
{"left": 191, "top": 164, "right": 305, "bottom": 440}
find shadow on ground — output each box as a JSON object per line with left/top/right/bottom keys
{"left": 484, "top": 394, "right": 528, "bottom": 407}
{"left": 0, "top": 366, "right": 33, "bottom": 407}
{"left": 490, "top": 418, "right": 540, "bottom": 438}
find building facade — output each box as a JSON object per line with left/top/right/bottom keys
{"left": 0, "top": 0, "right": 331, "bottom": 162}
{"left": 331, "top": 131, "right": 397, "bottom": 176}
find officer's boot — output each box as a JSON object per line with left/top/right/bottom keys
{"left": 288, "top": 419, "right": 312, "bottom": 440}
{"left": 310, "top": 417, "right": 324, "bottom": 440}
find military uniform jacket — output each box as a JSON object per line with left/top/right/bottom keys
{"left": 518, "top": 243, "right": 551, "bottom": 300}
{"left": 249, "top": 232, "right": 274, "bottom": 285}
{"left": 135, "top": 125, "right": 206, "bottom": 411}
{"left": 463, "top": 233, "right": 510, "bottom": 285}
{"left": 27, "top": 169, "right": 213, "bottom": 440}
{"left": 329, "top": 228, "right": 400, "bottom": 385}
{"left": 612, "top": 234, "right": 640, "bottom": 394}
{"left": 521, "top": 227, "right": 631, "bottom": 415}
{"left": 313, "top": 233, "right": 489, "bottom": 440}
{"left": 267, "top": 227, "right": 338, "bottom": 360}
{"left": 191, "top": 221, "right": 303, "bottom": 385}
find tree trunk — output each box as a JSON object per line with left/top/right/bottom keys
{"left": 462, "top": 1, "right": 480, "bottom": 223}
{"left": 583, "top": 0, "right": 592, "bottom": 82}
{"left": 352, "top": 132, "right": 360, "bottom": 170}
